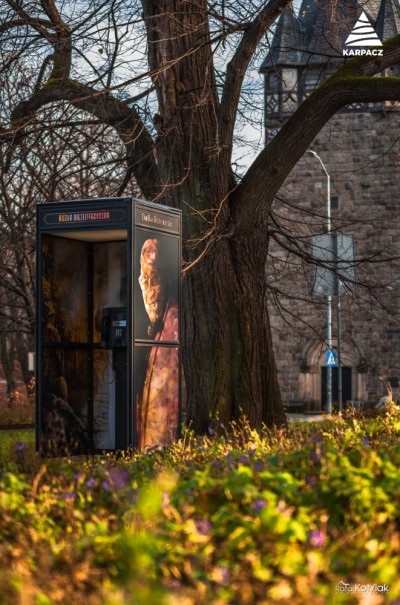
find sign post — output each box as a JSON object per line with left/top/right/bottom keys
{"left": 312, "top": 232, "right": 354, "bottom": 413}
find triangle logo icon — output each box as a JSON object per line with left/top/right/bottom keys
{"left": 345, "top": 11, "right": 383, "bottom": 47}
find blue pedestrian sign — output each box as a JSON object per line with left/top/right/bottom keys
{"left": 326, "top": 350, "right": 337, "bottom": 367}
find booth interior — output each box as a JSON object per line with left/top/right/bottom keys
{"left": 36, "top": 199, "right": 181, "bottom": 455}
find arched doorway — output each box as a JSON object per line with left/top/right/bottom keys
{"left": 299, "top": 338, "right": 367, "bottom": 410}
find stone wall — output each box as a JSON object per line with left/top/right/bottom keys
{"left": 268, "top": 109, "right": 400, "bottom": 408}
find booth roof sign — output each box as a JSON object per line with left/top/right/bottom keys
{"left": 42, "top": 208, "right": 126, "bottom": 226}
{"left": 39, "top": 200, "right": 181, "bottom": 235}
{"left": 135, "top": 206, "right": 180, "bottom": 234}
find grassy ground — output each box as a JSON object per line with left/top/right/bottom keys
{"left": 0, "top": 428, "right": 34, "bottom": 461}
{"left": 0, "top": 411, "right": 399, "bottom": 604}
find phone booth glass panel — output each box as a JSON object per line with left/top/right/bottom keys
{"left": 133, "top": 229, "right": 180, "bottom": 449}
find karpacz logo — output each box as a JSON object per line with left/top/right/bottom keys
{"left": 343, "top": 11, "right": 383, "bottom": 56}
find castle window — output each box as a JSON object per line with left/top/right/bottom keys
{"left": 281, "top": 68, "right": 298, "bottom": 114}
{"left": 301, "top": 69, "right": 335, "bottom": 101}
{"left": 265, "top": 68, "right": 298, "bottom": 118}
{"left": 331, "top": 196, "right": 339, "bottom": 210}
{"left": 265, "top": 71, "right": 281, "bottom": 117}
{"left": 303, "top": 71, "right": 321, "bottom": 97}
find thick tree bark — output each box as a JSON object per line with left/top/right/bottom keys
{"left": 182, "top": 223, "right": 285, "bottom": 431}
{"left": 231, "top": 221, "right": 285, "bottom": 426}
{"left": 141, "top": 0, "right": 286, "bottom": 429}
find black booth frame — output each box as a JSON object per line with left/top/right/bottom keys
{"left": 36, "top": 197, "right": 182, "bottom": 453}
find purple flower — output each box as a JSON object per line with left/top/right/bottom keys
{"left": 207, "top": 426, "right": 214, "bottom": 436}
{"left": 362, "top": 437, "right": 370, "bottom": 446}
{"left": 238, "top": 455, "right": 249, "bottom": 465}
{"left": 85, "top": 477, "right": 96, "bottom": 489}
{"left": 102, "top": 480, "right": 110, "bottom": 491}
{"left": 214, "top": 460, "right": 223, "bottom": 471}
{"left": 308, "top": 530, "right": 326, "bottom": 548}
{"left": 310, "top": 450, "right": 321, "bottom": 463}
{"left": 15, "top": 441, "right": 25, "bottom": 453}
{"left": 107, "top": 467, "right": 129, "bottom": 490}
{"left": 74, "top": 472, "right": 84, "bottom": 482}
{"left": 196, "top": 519, "right": 212, "bottom": 535}
{"left": 252, "top": 498, "right": 267, "bottom": 513}
{"left": 306, "top": 475, "right": 318, "bottom": 487}
{"left": 255, "top": 460, "right": 264, "bottom": 472}
{"left": 64, "top": 492, "right": 76, "bottom": 500}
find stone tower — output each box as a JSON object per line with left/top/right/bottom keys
{"left": 261, "top": 0, "right": 400, "bottom": 409}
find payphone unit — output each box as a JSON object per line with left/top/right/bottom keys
{"left": 101, "top": 307, "right": 127, "bottom": 348}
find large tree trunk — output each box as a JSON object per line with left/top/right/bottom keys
{"left": 184, "top": 232, "right": 285, "bottom": 432}
{"left": 141, "top": 0, "right": 286, "bottom": 430}
{"left": 231, "top": 222, "right": 285, "bottom": 427}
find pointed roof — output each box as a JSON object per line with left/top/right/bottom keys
{"left": 260, "top": 0, "right": 400, "bottom": 73}
{"left": 299, "top": 0, "right": 358, "bottom": 65}
{"left": 260, "top": 4, "right": 304, "bottom": 71}
{"left": 375, "top": 0, "right": 400, "bottom": 40}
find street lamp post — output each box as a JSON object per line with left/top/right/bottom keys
{"left": 308, "top": 150, "right": 333, "bottom": 415}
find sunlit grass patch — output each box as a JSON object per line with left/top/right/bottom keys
{"left": 0, "top": 411, "right": 400, "bottom": 604}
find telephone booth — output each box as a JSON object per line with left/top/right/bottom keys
{"left": 36, "top": 198, "right": 181, "bottom": 454}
